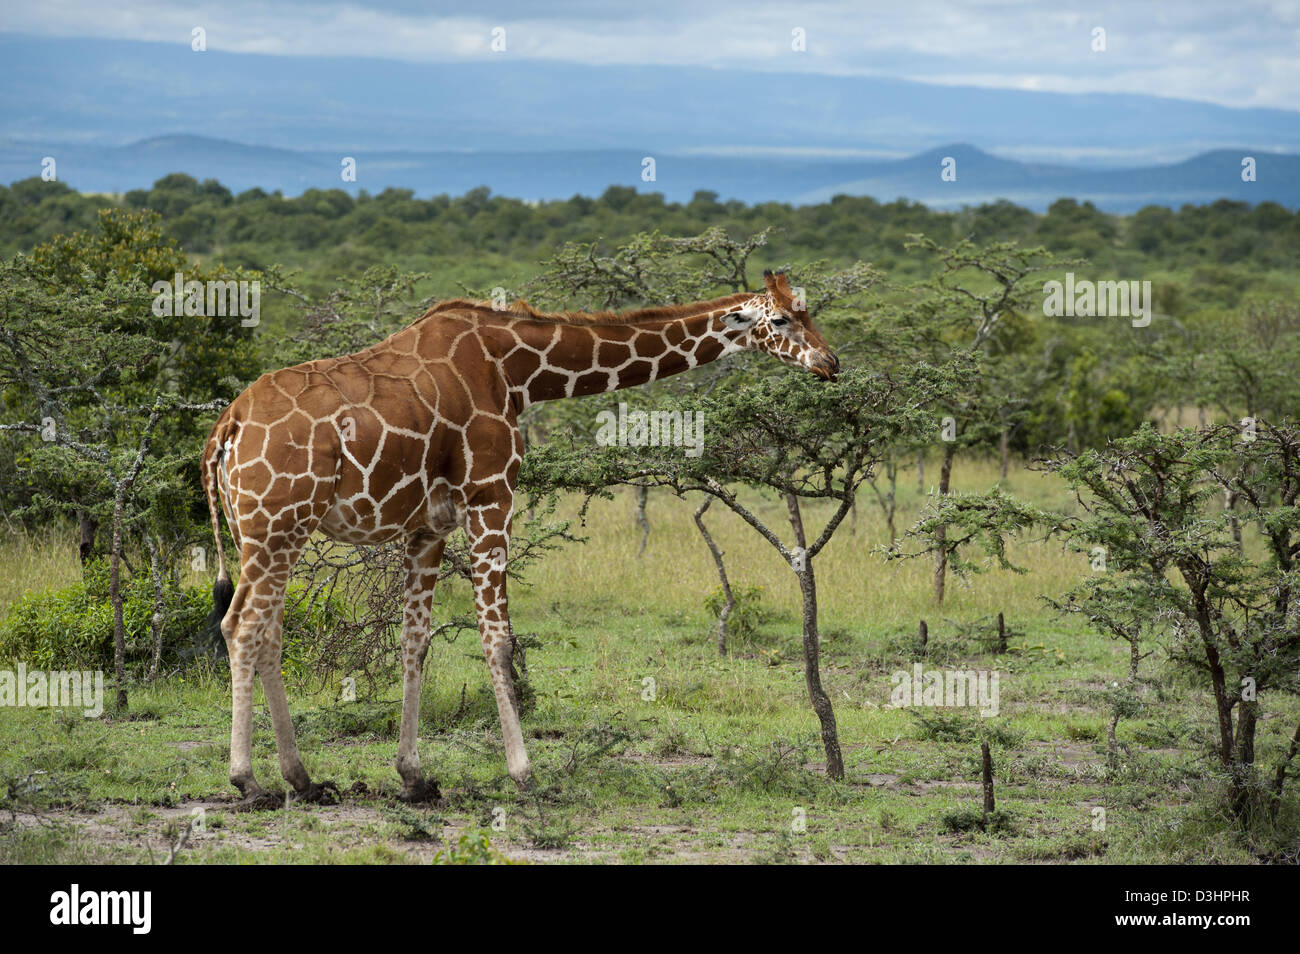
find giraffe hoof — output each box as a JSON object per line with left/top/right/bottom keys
{"left": 297, "top": 780, "right": 341, "bottom": 805}
{"left": 399, "top": 777, "right": 443, "bottom": 805}
{"left": 236, "top": 789, "right": 285, "bottom": 812}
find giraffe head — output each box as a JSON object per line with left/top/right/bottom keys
{"left": 721, "top": 270, "right": 840, "bottom": 381}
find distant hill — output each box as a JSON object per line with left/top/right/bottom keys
{"left": 3, "top": 33, "right": 1300, "bottom": 165}
{"left": 3, "top": 32, "right": 1298, "bottom": 210}
{"left": 794, "top": 144, "right": 1298, "bottom": 210}
{"left": 2, "top": 136, "right": 1296, "bottom": 213}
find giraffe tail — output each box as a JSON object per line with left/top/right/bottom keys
{"left": 200, "top": 417, "right": 237, "bottom": 655}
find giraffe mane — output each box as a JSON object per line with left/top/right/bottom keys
{"left": 416, "top": 292, "right": 756, "bottom": 327}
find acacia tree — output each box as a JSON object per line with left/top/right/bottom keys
{"left": 1176, "top": 299, "right": 1300, "bottom": 551}
{"left": 523, "top": 361, "right": 968, "bottom": 779}
{"left": 520, "top": 228, "right": 882, "bottom": 614}
{"left": 0, "top": 255, "right": 228, "bottom": 705}
{"left": 1188, "top": 299, "right": 1300, "bottom": 426}
{"left": 518, "top": 230, "right": 920, "bottom": 774}
{"left": 512, "top": 227, "right": 776, "bottom": 551}
{"left": 268, "top": 264, "right": 431, "bottom": 367}
{"left": 898, "top": 421, "right": 1300, "bottom": 822}
{"left": 897, "top": 237, "right": 1078, "bottom": 604}
{"left": 0, "top": 210, "right": 258, "bottom": 564}
{"left": 1051, "top": 424, "right": 1300, "bottom": 819}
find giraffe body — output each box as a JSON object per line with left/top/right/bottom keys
{"left": 202, "top": 272, "right": 837, "bottom": 800}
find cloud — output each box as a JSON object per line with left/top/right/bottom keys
{"left": 2, "top": 0, "right": 1298, "bottom": 109}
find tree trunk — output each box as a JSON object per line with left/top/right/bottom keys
{"left": 1205, "top": 642, "right": 1236, "bottom": 771}
{"left": 884, "top": 454, "right": 898, "bottom": 546}
{"left": 105, "top": 402, "right": 161, "bottom": 711}
{"left": 1233, "top": 700, "right": 1258, "bottom": 817}
{"left": 865, "top": 455, "right": 899, "bottom": 546}
{"left": 999, "top": 427, "right": 1010, "bottom": 481}
{"left": 78, "top": 510, "right": 98, "bottom": 565}
{"left": 693, "top": 497, "right": 733, "bottom": 656}
{"left": 785, "top": 493, "right": 844, "bottom": 779}
{"left": 1205, "top": 633, "right": 1253, "bottom": 816}
{"left": 634, "top": 485, "right": 650, "bottom": 558}
{"left": 1224, "top": 486, "right": 1243, "bottom": 555}
{"left": 145, "top": 534, "right": 166, "bottom": 680}
{"left": 981, "top": 740, "right": 995, "bottom": 825}
{"left": 915, "top": 449, "right": 924, "bottom": 494}
{"left": 1109, "top": 634, "right": 1142, "bottom": 765}
{"left": 1272, "top": 717, "right": 1300, "bottom": 818}
{"left": 933, "top": 444, "right": 955, "bottom": 606}
{"left": 109, "top": 492, "right": 129, "bottom": 711}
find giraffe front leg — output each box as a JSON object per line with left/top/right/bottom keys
{"left": 396, "top": 533, "right": 447, "bottom": 803}
{"left": 468, "top": 505, "right": 531, "bottom": 787}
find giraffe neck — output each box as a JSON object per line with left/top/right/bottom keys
{"left": 497, "top": 295, "right": 758, "bottom": 406}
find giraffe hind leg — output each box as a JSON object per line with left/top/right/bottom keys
{"left": 225, "top": 534, "right": 335, "bottom": 806}
{"left": 395, "top": 533, "right": 447, "bottom": 802}
{"left": 256, "top": 604, "right": 338, "bottom": 804}
{"left": 224, "top": 576, "right": 271, "bottom": 803}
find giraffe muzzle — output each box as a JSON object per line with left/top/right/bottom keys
{"left": 812, "top": 352, "right": 840, "bottom": 382}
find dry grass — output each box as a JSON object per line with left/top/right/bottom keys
{"left": 0, "top": 453, "right": 1084, "bottom": 634}
{"left": 0, "top": 526, "right": 82, "bottom": 615}
{"left": 516, "top": 453, "right": 1083, "bottom": 632}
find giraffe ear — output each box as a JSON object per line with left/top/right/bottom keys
{"left": 721, "top": 311, "right": 754, "bottom": 330}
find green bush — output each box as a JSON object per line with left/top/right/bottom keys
{"left": 703, "top": 583, "right": 771, "bottom": 643}
{"left": 0, "top": 560, "right": 209, "bottom": 669}
{"left": 0, "top": 561, "right": 330, "bottom": 672}
{"left": 433, "top": 829, "right": 518, "bottom": 865}
{"left": 278, "top": 584, "right": 345, "bottom": 683}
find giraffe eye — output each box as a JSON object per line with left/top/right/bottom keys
{"left": 772, "top": 317, "right": 790, "bottom": 328}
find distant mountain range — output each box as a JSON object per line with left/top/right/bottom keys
{"left": 2, "top": 33, "right": 1298, "bottom": 210}
{"left": 2, "top": 136, "right": 1296, "bottom": 213}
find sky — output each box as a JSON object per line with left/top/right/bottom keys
{"left": 3, "top": 0, "right": 1298, "bottom": 111}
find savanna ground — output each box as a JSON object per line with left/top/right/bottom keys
{"left": 1, "top": 455, "right": 1296, "bottom": 864}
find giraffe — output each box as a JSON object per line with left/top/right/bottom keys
{"left": 201, "top": 270, "right": 838, "bottom": 803}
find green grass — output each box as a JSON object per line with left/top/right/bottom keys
{"left": 1, "top": 454, "right": 1297, "bottom": 864}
